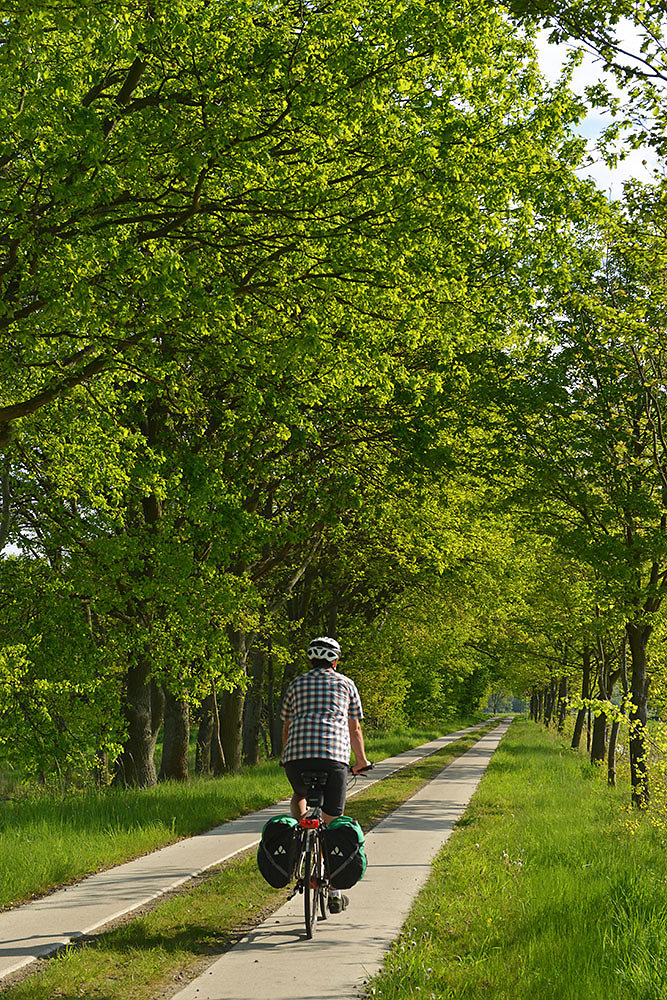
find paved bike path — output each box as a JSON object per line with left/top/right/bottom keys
{"left": 0, "top": 720, "right": 498, "bottom": 982}
{"left": 171, "top": 721, "right": 511, "bottom": 1000}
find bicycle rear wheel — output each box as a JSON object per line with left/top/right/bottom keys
{"left": 304, "top": 839, "right": 324, "bottom": 938}
{"left": 304, "top": 846, "right": 315, "bottom": 937}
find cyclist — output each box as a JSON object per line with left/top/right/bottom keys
{"left": 281, "top": 635, "right": 371, "bottom": 913}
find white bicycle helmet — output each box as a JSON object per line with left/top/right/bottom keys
{"left": 306, "top": 636, "right": 341, "bottom": 662}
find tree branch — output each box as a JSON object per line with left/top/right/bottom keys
{"left": 0, "top": 331, "right": 144, "bottom": 426}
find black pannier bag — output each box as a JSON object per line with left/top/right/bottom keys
{"left": 257, "top": 815, "right": 299, "bottom": 888}
{"left": 324, "top": 815, "right": 367, "bottom": 889}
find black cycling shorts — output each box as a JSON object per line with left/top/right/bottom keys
{"left": 283, "top": 758, "right": 347, "bottom": 817}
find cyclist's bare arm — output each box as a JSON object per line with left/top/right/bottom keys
{"left": 349, "top": 718, "right": 371, "bottom": 773}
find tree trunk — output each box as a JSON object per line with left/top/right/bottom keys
{"left": 159, "top": 690, "right": 190, "bottom": 781}
{"left": 590, "top": 641, "right": 612, "bottom": 767}
{"left": 590, "top": 711, "right": 607, "bottom": 765}
{"left": 543, "top": 679, "right": 556, "bottom": 727}
{"left": 530, "top": 692, "right": 538, "bottom": 722}
{"left": 608, "top": 635, "right": 630, "bottom": 788}
{"left": 112, "top": 401, "right": 167, "bottom": 788}
{"left": 151, "top": 679, "right": 165, "bottom": 745}
{"left": 242, "top": 646, "right": 266, "bottom": 766}
{"left": 267, "top": 646, "right": 283, "bottom": 756}
{"left": 211, "top": 682, "right": 227, "bottom": 775}
{"left": 195, "top": 693, "right": 214, "bottom": 774}
{"left": 94, "top": 750, "right": 110, "bottom": 786}
{"left": 268, "top": 569, "right": 313, "bottom": 756}
{"left": 537, "top": 690, "right": 544, "bottom": 722}
{"left": 557, "top": 676, "right": 568, "bottom": 733}
{"left": 626, "top": 621, "right": 651, "bottom": 807}
{"left": 114, "top": 657, "right": 158, "bottom": 787}
{"left": 572, "top": 647, "right": 591, "bottom": 750}
{"left": 608, "top": 718, "right": 620, "bottom": 786}
{"left": 220, "top": 629, "right": 248, "bottom": 773}
{"left": 220, "top": 687, "right": 245, "bottom": 773}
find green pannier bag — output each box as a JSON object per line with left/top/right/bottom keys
{"left": 257, "top": 815, "right": 299, "bottom": 888}
{"left": 324, "top": 815, "right": 367, "bottom": 889}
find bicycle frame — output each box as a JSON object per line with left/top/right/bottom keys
{"left": 294, "top": 771, "right": 330, "bottom": 939}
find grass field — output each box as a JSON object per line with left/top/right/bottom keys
{"left": 0, "top": 722, "right": 499, "bottom": 1000}
{"left": 368, "top": 718, "right": 667, "bottom": 1000}
{"left": 0, "top": 717, "right": 487, "bottom": 909}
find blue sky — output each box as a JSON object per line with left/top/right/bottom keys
{"left": 535, "top": 26, "right": 662, "bottom": 198}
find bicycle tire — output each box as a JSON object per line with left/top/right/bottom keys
{"left": 304, "top": 844, "right": 318, "bottom": 938}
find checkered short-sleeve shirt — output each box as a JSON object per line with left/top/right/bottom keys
{"left": 281, "top": 666, "right": 363, "bottom": 764}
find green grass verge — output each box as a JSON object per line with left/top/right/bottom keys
{"left": 368, "top": 718, "right": 667, "bottom": 1000}
{"left": 0, "top": 722, "right": 499, "bottom": 1000}
{"left": 0, "top": 716, "right": 487, "bottom": 909}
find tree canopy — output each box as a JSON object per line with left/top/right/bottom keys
{"left": 9, "top": 0, "right": 667, "bottom": 809}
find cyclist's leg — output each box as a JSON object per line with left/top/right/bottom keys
{"left": 318, "top": 761, "right": 350, "bottom": 911}
{"left": 283, "top": 761, "right": 308, "bottom": 819}
{"left": 320, "top": 760, "right": 347, "bottom": 825}
{"left": 290, "top": 793, "right": 306, "bottom": 821}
